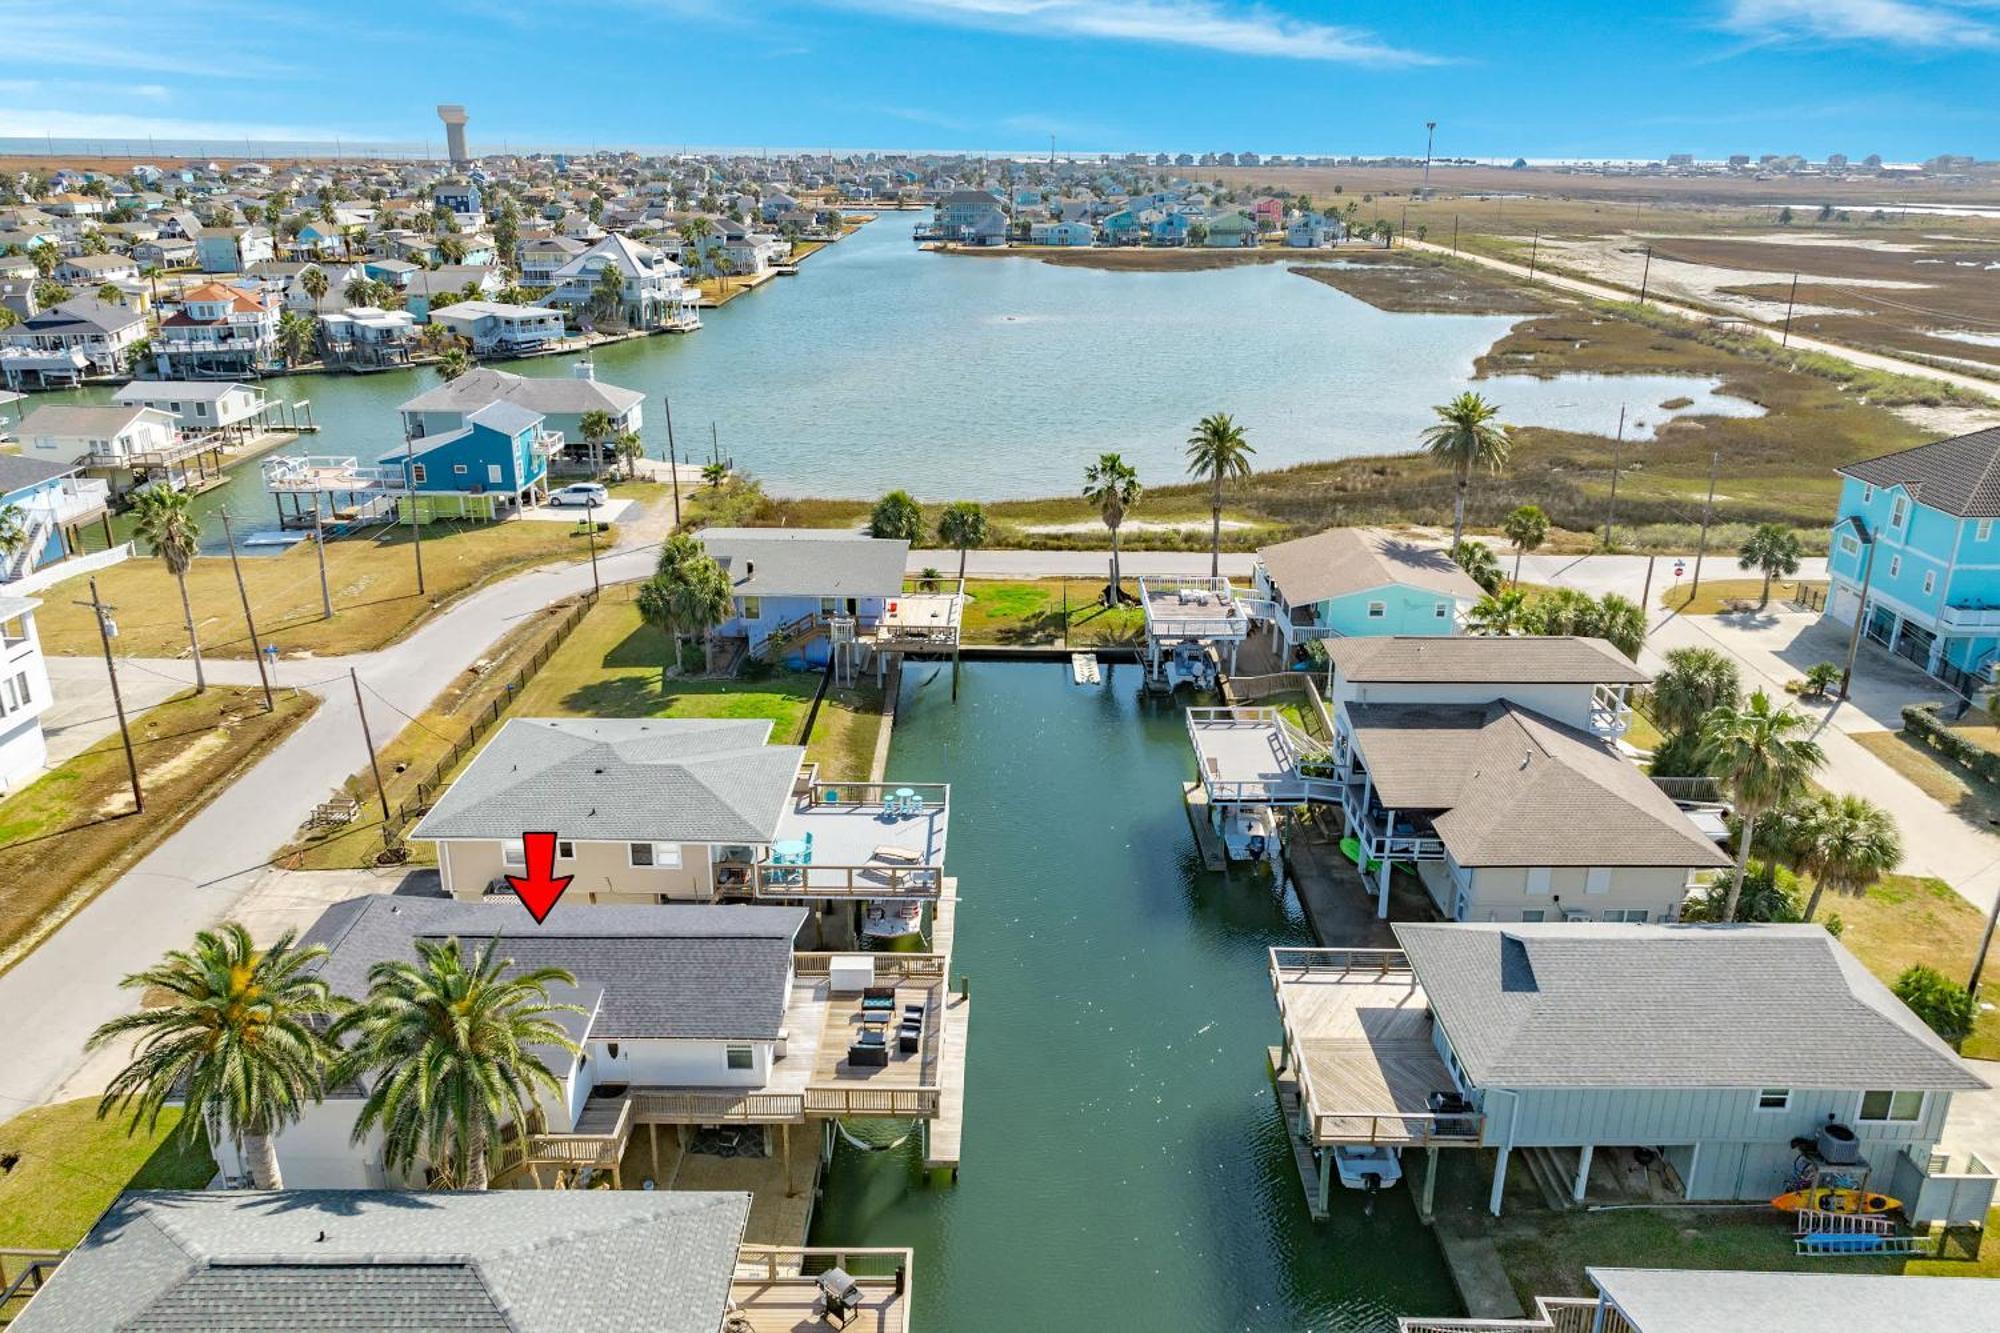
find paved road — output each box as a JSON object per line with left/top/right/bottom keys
{"left": 908, "top": 548, "right": 1255, "bottom": 578}
{"left": 1408, "top": 238, "right": 2000, "bottom": 399}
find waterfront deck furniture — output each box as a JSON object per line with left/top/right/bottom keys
{"left": 815, "top": 1268, "right": 861, "bottom": 1328}
{"left": 872, "top": 844, "right": 921, "bottom": 864}
{"left": 849, "top": 1032, "right": 889, "bottom": 1067}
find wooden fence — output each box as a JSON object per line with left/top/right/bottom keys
{"left": 385, "top": 589, "right": 599, "bottom": 841}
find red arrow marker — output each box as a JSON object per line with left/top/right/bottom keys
{"left": 506, "top": 831, "right": 574, "bottom": 924}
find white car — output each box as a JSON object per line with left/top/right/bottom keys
{"left": 550, "top": 483, "right": 608, "bottom": 508}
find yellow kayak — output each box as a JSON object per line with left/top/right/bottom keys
{"left": 1771, "top": 1187, "right": 1900, "bottom": 1215}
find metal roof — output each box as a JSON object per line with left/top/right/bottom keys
{"left": 409, "top": 717, "right": 800, "bottom": 845}
{"left": 1393, "top": 923, "right": 1989, "bottom": 1092}
{"left": 13, "top": 1190, "right": 751, "bottom": 1333}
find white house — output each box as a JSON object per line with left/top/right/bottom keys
{"left": 16, "top": 404, "right": 176, "bottom": 469}
{"left": 0, "top": 595, "right": 52, "bottom": 792}
{"left": 427, "top": 299, "right": 569, "bottom": 356}
{"left": 545, "top": 233, "right": 699, "bottom": 331}
{"left": 0, "top": 297, "right": 149, "bottom": 387}
{"left": 112, "top": 380, "right": 268, "bottom": 435}
{"left": 153, "top": 281, "right": 280, "bottom": 378}
{"left": 53, "top": 253, "right": 139, "bottom": 285}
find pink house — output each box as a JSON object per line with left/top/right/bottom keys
{"left": 1252, "top": 197, "right": 1285, "bottom": 232}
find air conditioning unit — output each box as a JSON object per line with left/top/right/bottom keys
{"left": 1818, "top": 1122, "right": 1862, "bottom": 1165}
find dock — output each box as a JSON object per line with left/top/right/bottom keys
{"left": 1070, "top": 652, "right": 1100, "bottom": 684}
{"left": 925, "top": 991, "right": 970, "bottom": 1174}
{"left": 930, "top": 880, "right": 958, "bottom": 959}
{"left": 1183, "top": 781, "right": 1225, "bottom": 871}
{"left": 1267, "top": 1046, "right": 1328, "bottom": 1221}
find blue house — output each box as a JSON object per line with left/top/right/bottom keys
{"left": 377, "top": 400, "right": 549, "bottom": 517}
{"left": 1253, "top": 527, "right": 1486, "bottom": 653}
{"left": 0, "top": 455, "right": 107, "bottom": 585}
{"left": 1825, "top": 427, "right": 2000, "bottom": 693}
{"left": 1100, "top": 210, "right": 1144, "bottom": 245}
{"left": 699, "top": 528, "right": 909, "bottom": 666}
{"left": 1149, "top": 212, "right": 1193, "bottom": 246}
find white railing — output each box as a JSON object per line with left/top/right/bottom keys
{"left": 40, "top": 478, "right": 110, "bottom": 525}
{"left": 1139, "top": 575, "right": 1252, "bottom": 640}
{"left": 8, "top": 541, "right": 130, "bottom": 594}
{"left": 1400, "top": 1299, "right": 1610, "bottom": 1333}
{"left": 1940, "top": 604, "right": 2000, "bottom": 630}
{"left": 1339, "top": 786, "right": 1444, "bottom": 860}
{"left": 1, "top": 516, "right": 51, "bottom": 582}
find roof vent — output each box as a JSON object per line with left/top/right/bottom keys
{"left": 593, "top": 767, "right": 604, "bottom": 775}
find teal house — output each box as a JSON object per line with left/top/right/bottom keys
{"left": 377, "top": 399, "right": 550, "bottom": 516}
{"left": 1253, "top": 527, "right": 1484, "bottom": 654}
{"left": 1825, "top": 427, "right": 2000, "bottom": 695}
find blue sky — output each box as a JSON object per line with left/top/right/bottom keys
{"left": 1, "top": 0, "right": 1994, "bottom": 159}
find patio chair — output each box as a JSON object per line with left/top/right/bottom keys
{"left": 848, "top": 1033, "right": 889, "bottom": 1068}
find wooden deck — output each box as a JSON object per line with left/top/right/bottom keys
{"left": 727, "top": 1277, "right": 908, "bottom": 1333}
{"left": 930, "top": 879, "right": 958, "bottom": 959}
{"left": 812, "top": 982, "right": 945, "bottom": 1090}
{"left": 1183, "top": 781, "right": 1225, "bottom": 871}
{"left": 924, "top": 991, "right": 970, "bottom": 1172}
{"left": 1268, "top": 1047, "right": 1328, "bottom": 1220}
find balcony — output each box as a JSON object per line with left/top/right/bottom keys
{"left": 35, "top": 478, "right": 110, "bottom": 525}
{"left": 1938, "top": 602, "right": 2000, "bottom": 631}
{"left": 1186, "top": 706, "right": 1342, "bottom": 805}
{"left": 1399, "top": 1299, "right": 1614, "bottom": 1333}
{"left": 723, "top": 781, "right": 949, "bottom": 902}
{"left": 1588, "top": 683, "right": 1633, "bottom": 738}
{"left": 1339, "top": 783, "right": 1445, "bottom": 861}
{"left": 731, "top": 1247, "right": 913, "bottom": 1333}
{"left": 1139, "top": 575, "right": 1254, "bottom": 643}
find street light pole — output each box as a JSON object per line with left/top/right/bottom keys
{"left": 403, "top": 457, "right": 426, "bottom": 596}
{"left": 79, "top": 578, "right": 142, "bottom": 813}
{"left": 312, "top": 501, "right": 332, "bottom": 620}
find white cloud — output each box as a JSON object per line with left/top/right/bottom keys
{"left": 0, "top": 109, "right": 342, "bottom": 142}
{"left": 825, "top": 0, "right": 1444, "bottom": 65}
{"left": 1719, "top": 0, "right": 2000, "bottom": 48}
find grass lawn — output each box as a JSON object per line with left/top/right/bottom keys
{"left": 280, "top": 596, "right": 596, "bottom": 871}
{"left": 502, "top": 592, "right": 883, "bottom": 779}
{"left": 1851, "top": 729, "right": 2000, "bottom": 830}
{"left": 958, "top": 579, "right": 1147, "bottom": 646}
{"left": 1659, "top": 577, "right": 1829, "bottom": 616}
{"left": 0, "top": 686, "right": 316, "bottom": 968}
{"left": 0, "top": 1099, "right": 213, "bottom": 1252}
{"left": 1829, "top": 873, "right": 2000, "bottom": 1061}
{"left": 35, "top": 519, "right": 595, "bottom": 661}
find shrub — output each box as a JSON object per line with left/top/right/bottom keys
{"left": 1893, "top": 964, "right": 1976, "bottom": 1045}
{"left": 1681, "top": 859, "right": 1801, "bottom": 923}
{"left": 1800, "top": 662, "right": 1840, "bottom": 699}
{"left": 738, "top": 653, "right": 775, "bottom": 681}
{"left": 677, "top": 640, "right": 707, "bottom": 675}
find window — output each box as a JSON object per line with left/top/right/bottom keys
{"left": 1585, "top": 867, "right": 1611, "bottom": 895}
{"left": 1525, "top": 867, "right": 1552, "bottom": 895}
{"left": 820, "top": 597, "right": 839, "bottom": 616}
{"left": 195, "top": 402, "right": 208, "bottom": 417}
{"left": 1602, "top": 908, "right": 1649, "bottom": 923}
{"left": 1366, "top": 600, "right": 1387, "bottom": 619}
{"left": 556, "top": 840, "right": 575, "bottom": 860}
{"left": 725, "top": 1046, "right": 755, "bottom": 1070}
{"left": 501, "top": 839, "right": 525, "bottom": 868}
{"left": 1890, "top": 496, "right": 1908, "bottom": 530}
{"left": 1859, "top": 1090, "right": 1924, "bottom": 1122}
{"left": 1757, "top": 1088, "right": 1791, "bottom": 1111}
{"left": 1923, "top": 570, "right": 1936, "bottom": 596}
{"left": 629, "top": 842, "right": 682, "bottom": 869}
{"left": 1838, "top": 534, "right": 1860, "bottom": 558}
{"left": 487, "top": 464, "right": 503, "bottom": 484}
{"left": 1888, "top": 555, "right": 1901, "bottom": 580}
{"left": 1434, "top": 602, "right": 1449, "bottom": 619}
{"left": 13, "top": 673, "right": 28, "bottom": 709}
{"left": 1981, "top": 520, "right": 1994, "bottom": 542}
{"left": 411, "top": 463, "right": 427, "bottom": 484}
{"left": 1520, "top": 909, "right": 1546, "bottom": 923}
{"left": 740, "top": 596, "right": 762, "bottom": 620}
{"left": 452, "top": 463, "right": 468, "bottom": 475}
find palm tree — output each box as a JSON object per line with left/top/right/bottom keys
{"left": 1501, "top": 503, "right": 1549, "bottom": 585}
{"left": 868, "top": 490, "right": 924, "bottom": 542}
{"left": 300, "top": 264, "right": 328, "bottom": 315}
{"left": 130, "top": 487, "right": 206, "bottom": 692}
{"left": 329, "top": 937, "right": 579, "bottom": 1190}
{"left": 1794, "top": 793, "right": 1902, "bottom": 921}
{"left": 1698, "top": 690, "right": 1826, "bottom": 922}
{"left": 1650, "top": 646, "right": 1741, "bottom": 737}
{"left": 612, "top": 430, "right": 644, "bottom": 480}
{"left": 1451, "top": 539, "right": 1503, "bottom": 595}
{"left": 0, "top": 505, "right": 29, "bottom": 571}
{"left": 1590, "top": 593, "right": 1647, "bottom": 660}
{"left": 1082, "top": 452, "right": 1143, "bottom": 603}
{"left": 936, "top": 500, "right": 988, "bottom": 581}
{"left": 591, "top": 264, "right": 626, "bottom": 326}
{"left": 88, "top": 925, "right": 336, "bottom": 1189}
{"left": 637, "top": 535, "right": 732, "bottom": 679}
{"left": 578, "top": 409, "right": 614, "bottom": 476}
{"left": 276, "top": 310, "right": 316, "bottom": 368}
{"left": 1183, "top": 412, "right": 1254, "bottom": 577}
{"left": 436, "top": 234, "right": 468, "bottom": 266}
{"left": 435, "top": 345, "right": 472, "bottom": 381}
{"left": 1739, "top": 523, "right": 1804, "bottom": 609}
{"left": 1468, "top": 587, "right": 1529, "bottom": 635}
{"left": 342, "top": 273, "right": 375, "bottom": 307}
{"left": 1420, "top": 391, "right": 1510, "bottom": 551}
{"left": 701, "top": 460, "right": 728, "bottom": 488}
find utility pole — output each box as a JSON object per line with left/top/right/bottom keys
{"left": 402, "top": 458, "right": 426, "bottom": 596}
{"left": 1603, "top": 406, "right": 1625, "bottom": 550}
{"left": 219, "top": 508, "right": 275, "bottom": 711}
{"left": 1422, "top": 121, "right": 1436, "bottom": 197}
{"left": 79, "top": 579, "right": 142, "bottom": 813}
{"left": 1970, "top": 886, "right": 1999, "bottom": 998}
{"left": 1839, "top": 521, "right": 1879, "bottom": 699}
{"left": 1689, "top": 450, "right": 1719, "bottom": 599}
{"left": 586, "top": 508, "right": 600, "bottom": 593}
{"left": 664, "top": 394, "right": 682, "bottom": 529}
{"left": 1527, "top": 229, "right": 1540, "bottom": 283}
{"left": 1451, "top": 214, "right": 1459, "bottom": 255}
{"left": 1638, "top": 246, "right": 1653, "bottom": 305}
{"left": 1781, "top": 271, "right": 1799, "bottom": 347}
{"left": 312, "top": 502, "right": 332, "bottom": 620}
{"left": 350, "top": 668, "right": 391, "bottom": 827}
{"left": 1639, "top": 555, "right": 1657, "bottom": 630}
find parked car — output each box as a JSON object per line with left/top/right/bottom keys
{"left": 550, "top": 482, "right": 608, "bottom": 508}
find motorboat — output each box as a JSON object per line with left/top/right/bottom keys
{"left": 1333, "top": 1144, "right": 1402, "bottom": 1191}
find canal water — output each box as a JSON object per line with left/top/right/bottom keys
{"left": 808, "top": 661, "right": 1461, "bottom": 1330}
{"left": 29, "top": 212, "right": 1757, "bottom": 542}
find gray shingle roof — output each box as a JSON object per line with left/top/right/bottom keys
{"left": 13, "top": 1190, "right": 751, "bottom": 1333}
{"left": 17, "top": 404, "right": 156, "bottom": 438}
{"left": 1258, "top": 527, "right": 1484, "bottom": 605}
{"left": 299, "top": 896, "right": 806, "bottom": 1041}
{"left": 409, "top": 717, "right": 800, "bottom": 844}
{"left": 1584, "top": 1267, "right": 2000, "bottom": 1333}
{"left": 1393, "top": 922, "right": 1989, "bottom": 1092}
{"left": 1326, "top": 635, "right": 1648, "bottom": 685}
{"left": 398, "top": 366, "right": 642, "bottom": 418}
{"left": 0, "top": 453, "right": 80, "bottom": 494}
{"left": 1345, "top": 702, "right": 1728, "bottom": 868}
{"left": 1837, "top": 427, "right": 2000, "bottom": 518}
{"left": 699, "top": 527, "right": 908, "bottom": 599}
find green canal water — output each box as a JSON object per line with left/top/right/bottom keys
{"left": 32, "top": 212, "right": 1758, "bottom": 547}
{"left": 808, "top": 661, "right": 1461, "bottom": 1330}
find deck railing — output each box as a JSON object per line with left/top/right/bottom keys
{"left": 523, "top": 1097, "right": 632, "bottom": 1166}
{"left": 793, "top": 953, "right": 949, "bottom": 981}
{"left": 748, "top": 862, "right": 943, "bottom": 900}
{"left": 1399, "top": 1299, "right": 1616, "bottom": 1333}
{"left": 630, "top": 1089, "right": 808, "bottom": 1123}
{"left": 737, "top": 1244, "right": 913, "bottom": 1283}
{"left": 803, "top": 780, "right": 949, "bottom": 810}
{"left": 0, "top": 1249, "right": 66, "bottom": 1322}
{"left": 802, "top": 1086, "right": 941, "bottom": 1116}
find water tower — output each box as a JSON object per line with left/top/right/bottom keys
{"left": 436, "top": 105, "right": 469, "bottom": 165}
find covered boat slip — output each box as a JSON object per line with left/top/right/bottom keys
{"left": 1269, "top": 948, "right": 1484, "bottom": 1220}
{"left": 1138, "top": 574, "right": 1275, "bottom": 687}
